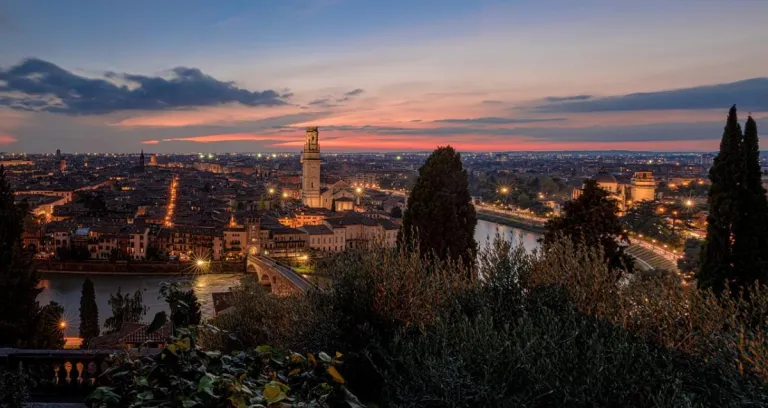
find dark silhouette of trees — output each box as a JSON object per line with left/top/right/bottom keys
{"left": 545, "top": 179, "right": 633, "bottom": 275}
{"left": 79, "top": 277, "right": 100, "bottom": 346}
{"left": 732, "top": 115, "right": 768, "bottom": 287}
{"left": 0, "top": 165, "right": 63, "bottom": 348}
{"left": 699, "top": 106, "right": 768, "bottom": 294}
{"left": 104, "top": 288, "right": 148, "bottom": 334}
{"left": 160, "top": 282, "right": 202, "bottom": 332}
{"left": 398, "top": 146, "right": 477, "bottom": 271}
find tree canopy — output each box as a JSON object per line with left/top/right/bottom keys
{"left": 545, "top": 179, "right": 633, "bottom": 275}
{"left": 398, "top": 146, "right": 477, "bottom": 270}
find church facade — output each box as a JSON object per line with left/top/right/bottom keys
{"left": 300, "top": 127, "right": 360, "bottom": 211}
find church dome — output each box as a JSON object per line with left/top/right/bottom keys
{"left": 593, "top": 171, "right": 617, "bottom": 184}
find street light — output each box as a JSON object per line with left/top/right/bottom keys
{"left": 268, "top": 188, "right": 275, "bottom": 195}
{"left": 500, "top": 187, "right": 509, "bottom": 194}
{"left": 685, "top": 199, "right": 693, "bottom": 207}
{"left": 59, "top": 320, "right": 67, "bottom": 329}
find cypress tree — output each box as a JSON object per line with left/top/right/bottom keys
{"left": 698, "top": 106, "right": 743, "bottom": 294}
{"left": 733, "top": 115, "right": 768, "bottom": 286}
{"left": 79, "top": 277, "right": 100, "bottom": 346}
{"left": 0, "top": 165, "right": 44, "bottom": 347}
{"left": 398, "top": 146, "right": 478, "bottom": 272}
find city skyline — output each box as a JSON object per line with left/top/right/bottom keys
{"left": 2, "top": 0, "right": 768, "bottom": 153}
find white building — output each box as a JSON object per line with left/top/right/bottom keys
{"left": 129, "top": 227, "right": 150, "bottom": 260}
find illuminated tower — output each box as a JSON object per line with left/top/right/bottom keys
{"left": 301, "top": 127, "right": 322, "bottom": 208}
{"left": 631, "top": 171, "right": 656, "bottom": 202}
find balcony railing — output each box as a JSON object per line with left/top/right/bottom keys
{"left": 0, "top": 348, "right": 157, "bottom": 404}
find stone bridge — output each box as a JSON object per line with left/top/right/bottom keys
{"left": 246, "top": 254, "right": 314, "bottom": 295}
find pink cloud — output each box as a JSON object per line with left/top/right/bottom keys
{"left": 112, "top": 105, "right": 301, "bottom": 128}
{"left": 161, "top": 133, "right": 290, "bottom": 143}
{"left": 0, "top": 135, "right": 18, "bottom": 145}
{"left": 141, "top": 140, "right": 160, "bottom": 145}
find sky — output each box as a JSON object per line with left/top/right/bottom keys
{"left": 1, "top": 0, "right": 767, "bottom": 153}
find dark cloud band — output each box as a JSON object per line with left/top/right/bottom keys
{"left": 535, "top": 78, "right": 768, "bottom": 112}
{"left": 0, "top": 58, "right": 288, "bottom": 115}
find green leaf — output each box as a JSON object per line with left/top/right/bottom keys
{"left": 137, "top": 390, "right": 154, "bottom": 401}
{"left": 255, "top": 345, "right": 273, "bottom": 354}
{"left": 343, "top": 387, "right": 367, "bottom": 408}
{"left": 318, "top": 352, "right": 332, "bottom": 363}
{"left": 87, "top": 387, "right": 121, "bottom": 405}
{"left": 146, "top": 311, "right": 168, "bottom": 334}
{"left": 263, "top": 382, "right": 287, "bottom": 405}
{"left": 182, "top": 399, "right": 199, "bottom": 408}
{"left": 197, "top": 373, "right": 216, "bottom": 394}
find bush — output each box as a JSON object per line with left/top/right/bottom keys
{"left": 155, "top": 236, "right": 768, "bottom": 407}
{"left": 87, "top": 328, "right": 363, "bottom": 408}
{"left": 530, "top": 237, "right": 768, "bottom": 383}
{"left": 0, "top": 368, "right": 30, "bottom": 408}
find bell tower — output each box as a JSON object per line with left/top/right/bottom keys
{"left": 301, "top": 127, "right": 322, "bottom": 207}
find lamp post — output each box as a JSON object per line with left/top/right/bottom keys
{"left": 498, "top": 186, "right": 509, "bottom": 208}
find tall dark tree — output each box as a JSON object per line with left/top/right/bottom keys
{"left": 398, "top": 146, "right": 477, "bottom": 270}
{"left": 159, "top": 282, "right": 202, "bottom": 332}
{"left": 104, "top": 288, "right": 148, "bottom": 334}
{"left": 27, "top": 301, "right": 66, "bottom": 349}
{"left": 0, "top": 166, "right": 45, "bottom": 347}
{"left": 390, "top": 206, "right": 403, "bottom": 219}
{"left": 698, "top": 106, "right": 744, "bottom": 294}
{"left": 733, "top": 115, "right": 768, "bottom": 287}
{"left": 79, "top": 277, "right": 100, "bottom": 346}
{"left": 545, "top": 179, "right": 633, "bottom": 275}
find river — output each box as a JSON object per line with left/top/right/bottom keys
{"left": 39, "top": 219, "right": 540, "bottom": 335}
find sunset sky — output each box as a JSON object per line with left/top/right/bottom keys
{"left": 1, "top": 0, "right": 767, "bottom": 153}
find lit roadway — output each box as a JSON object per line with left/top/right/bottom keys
{"left": 164, "top": 176, "right": 178, "bottom": 227}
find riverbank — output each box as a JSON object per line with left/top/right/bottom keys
{"left": 476, "top": 210, "right": 547, "bottom": 234}
{"left": 38, "top": 269, "right": 213, "bottom": 276}
{"left": 36, "top": 260, "right": 245, "bottom": 275}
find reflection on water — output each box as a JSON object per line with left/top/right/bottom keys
{"left": 38, "top": 273, "right": 244, "bottom": 336}
{"left": 39, "top": 220, "right": 539, "bottom": 336}
{"left": 474, "top": 219, "right": 542, "bottom": 253}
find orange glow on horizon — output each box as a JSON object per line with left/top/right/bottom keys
{"left": 0, "top": 135, "right": 18, "bottom": 145}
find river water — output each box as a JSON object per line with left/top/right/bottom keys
{"left": 39, "top": 219, "right": 540, "bottom": 335}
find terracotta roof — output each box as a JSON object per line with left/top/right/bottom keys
{"left": 88, "top": 321, "right": 171, "bottom": 349}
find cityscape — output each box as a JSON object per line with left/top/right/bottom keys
{"left": 2, "top": 1, "right": 768, "bottom": 407}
